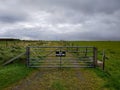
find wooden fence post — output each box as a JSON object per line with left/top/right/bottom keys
{"left": 93, "top": 47, "right": 97, "bottom": 67}
{"left": 102, "top": 50, "right": 105, "bottom": 70}
{"left": 26, "top": 47, "right": 30, "bottom": 67}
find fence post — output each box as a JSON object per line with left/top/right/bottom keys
{"left": 93, "top": 47, "right": 97, "bottom": 67}
{"left": 26, "top": 47, "right": 30, "bottom": 67}
{"left": 102, "top": 50, "right": 105, "bottom": 70}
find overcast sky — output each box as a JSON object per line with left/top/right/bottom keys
{"left": 0, "top": 0, "right": 120, "bottom": 40}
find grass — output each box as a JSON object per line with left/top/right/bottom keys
{"left": 0, "top": 41, "right": 120, "bottom": 90}
{"left": 0, "top": 40, "right": 46, "bottom": 90}
{"left": 0, "top": 63, "right": 34, "bottom": 90}
{"left": 51, "top": 80, "right": 65, "bottom": 90}
{"left": 66, "top": 41, "right": 120, "bottom": 90}
{"left": 0, "top": 40, "right": 47, "bottom": 65}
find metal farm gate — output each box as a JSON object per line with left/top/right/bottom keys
{"left": 26, "top": 46, "right": 97, "bottom": 68}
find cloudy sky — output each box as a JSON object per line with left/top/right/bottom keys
{"left": 0, "top": 0, "right": 120, "bottom": 40}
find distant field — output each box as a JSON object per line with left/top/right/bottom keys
{"left": 0, "top": 41, "right": 120, "bottom": 90}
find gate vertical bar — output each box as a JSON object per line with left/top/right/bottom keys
{"left": 26, "top": 47, "right": 30, "bottom": 67}
{"left": 60, "top": 47, "right": 62, "bottom": 68}
{"left": 93, "top": 47, "right": 97, "bottom": 68}
{"left": 85, "top": 47, "right": 88, "bottom": 57}
{"left": 76, "top": 47, "right": 79, "bottom": 56}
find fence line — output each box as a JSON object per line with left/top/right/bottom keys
{"left": 3, "top": 52, "right": 25, "bottom": 66}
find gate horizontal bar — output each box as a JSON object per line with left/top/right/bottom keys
{"left": 30, "top": 50, "right": 94, "bottom": 53}
{"left": 29, "top": 60, "right": 93, "bottom": 63}
{"left": 28, "top": 46, "right": 95, "bottom": 48}
{"left": 29, "top": 66, "right": 94, "bottom": 68}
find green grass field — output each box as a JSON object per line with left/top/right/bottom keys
{"left": 0, "top": 41, "right": 120, "bottom": 90}
{"left": 67, "top": 41, "right": 120, "bottom": 90}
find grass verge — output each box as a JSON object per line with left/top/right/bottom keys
{"left": 0, "top": 63, "right": 34, "bottom": 90}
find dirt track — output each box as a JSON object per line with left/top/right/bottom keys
{"left": 4, "top": 68, "right": 104, "bottom": 90}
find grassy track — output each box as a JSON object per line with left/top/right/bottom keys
{"left": 4, "top": 68, "right": 106, "bottom": 90}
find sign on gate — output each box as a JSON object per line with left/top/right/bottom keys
{"left": 56, "top": 51, "right": 66, "bottom": 57}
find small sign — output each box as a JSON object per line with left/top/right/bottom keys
{"left": 56, "top": 51, "right": 66, "bottom": 57}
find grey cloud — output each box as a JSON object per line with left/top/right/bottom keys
{"left": 0, "top": 13, "right": 27, "bottom": 23}
{"left": 23, "top": 0, "right": 120, "bottom": 14}
{"left": 0, "top": 27, "right": 58, "bottom": 40}
{"left": 0, "top": 0, "right": 29, "bottom": 23}
{"left": 1, "top": 23, "right": 120, "bottom": 40}
{"left": 0, "top": 0, "right": 120, "bottom": 40}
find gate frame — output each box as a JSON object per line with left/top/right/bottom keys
{"left": 26, "top": 46, "right": 97, "bottom": 68}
